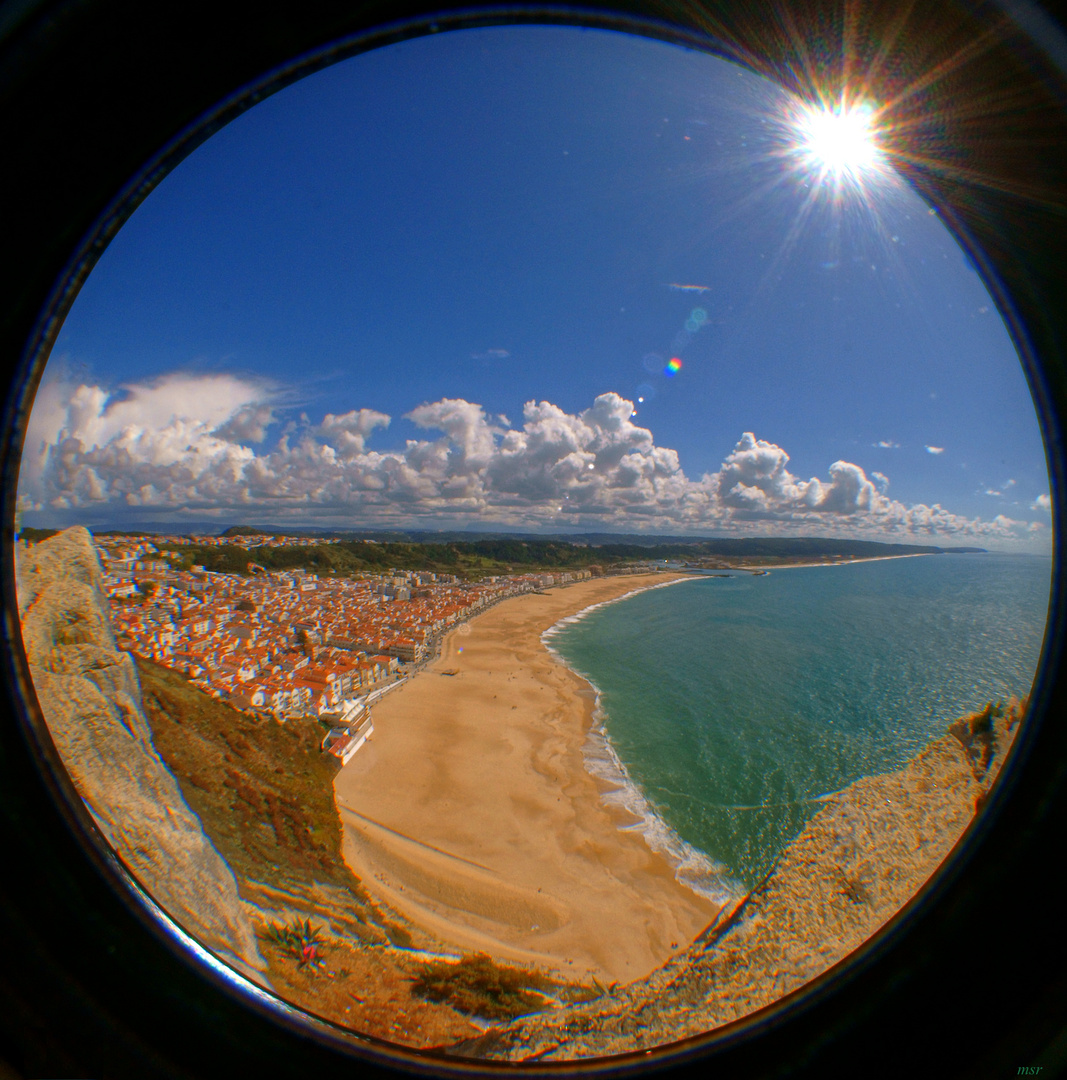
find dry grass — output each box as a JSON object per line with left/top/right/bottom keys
{"left": 255, "top": 921, "right": 482, "bottom": 1048}
{"left": 138, "top": 656, "right": 495, "bottom": 1045}
{"left": 409, "top": 953, "right": 556, "bottom": 1022}
{"left": 137, "top": 657, "right": 398, "bottom": 937}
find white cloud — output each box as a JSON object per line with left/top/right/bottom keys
{"left": 925, "top": 445, "right": 945, "bottom": 454}
{"left": 316, "top": 409, "right": 390, "bottom": 459}
{"left": 471, "top": 348, "right": 510, "bottom": 360}
{"left": 17, "top": 371, "right": 1036, "bottom": 545}
{"left": 213, "top": 404, "right": 275, "bottom": 444}
{"left": 984, "top": 489, "right": 1002, "bottom": 497}
{"left": 874, "top": 439, "right": 900, "bottom": 449}
{"left": 1033, "top": 493, "right": 1052, "bottom": 512}
{"left": 19, "top": 372, "right": 273, "bottom": 513}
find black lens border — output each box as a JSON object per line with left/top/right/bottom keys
{"left": 1, "top": 2, "right": 1065, "bottom": 1078}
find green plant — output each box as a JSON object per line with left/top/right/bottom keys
{"left": 265, "top": 918, "right": 328, "bottom": 971}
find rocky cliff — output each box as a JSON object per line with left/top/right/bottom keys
{"left": 15, "top": 527, "right": 268, "bottom": 985}
{"left": 453, "top": 698, "right": 1025, "bottom": 1061}
{"left": 12, "top": 526, "right": 1030, "bottom": 1057}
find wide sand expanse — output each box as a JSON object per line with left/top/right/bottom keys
{"left": 333, "top": 573, "right": 720, "bottom": 984}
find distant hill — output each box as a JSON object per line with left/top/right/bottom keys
{"left": 28, "top": 518, "right": 988, "bottom": 556}
{"left": 18, "top": 526, "right": 59, "bottom": 544}
{"left": 220, "top": 524, "right": 334, "bottom": 538}
{"left": 146, "top": 533, "right": 970, "bottom": 579}
{"left": 217, "top": 525, "right": 974, "bottom": 556}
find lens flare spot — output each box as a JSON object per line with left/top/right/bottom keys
{"left": 794, "top": 98, "right": 882, "bottom": 180}
{"left": 664, "top": 358, "right": 682, "bottom": 375}
{"left": 690, "top": 307, "right": 708, "bottom": 324}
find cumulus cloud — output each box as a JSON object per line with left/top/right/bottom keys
{"left": 925, "top": 445, "right": 945, "bottom": 455}
{"left": 16, "top": 371, "right": 1036, "bottom": 544}
{"left": 1033, "top": 493, "right": 1052, "bottom": 511}
{"left": 18, "top": 372, "right": 273, "bottom": 513}
{"left": 316, "top": 409, "right": 390, "bottom": 459}
{"left": 213, "top": 404, "right": 275, "bottom": 444}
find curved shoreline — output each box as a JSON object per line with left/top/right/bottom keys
{"left": 541, "top": 578, "right": 744, "bottom": 907}
{"left": 332, "top": 572, "right": 721, "bottom": 984}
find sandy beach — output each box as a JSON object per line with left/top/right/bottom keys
{"left": 333, "top": 573, "right": 720, "bottom": 985}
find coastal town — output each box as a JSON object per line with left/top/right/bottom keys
{"left": 93, "top": 531, "right": 592, "bottom": 731}
{"left": 15, "top": 523, "right": 1031, "bottom": 1058}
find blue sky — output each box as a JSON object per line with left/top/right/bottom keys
{"left": 18, "top": 26, "right": 1051, "bottom": 549}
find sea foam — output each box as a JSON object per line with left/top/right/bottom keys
{"left": 543, "top": 578, "right": 744, "bottom": 908}
{"left": 545, "top": 555, "right": 1049, "bottom": 891}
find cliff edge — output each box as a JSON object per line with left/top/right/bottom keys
{"left": 453, "top": 698, "right": 1025, "bottom": 1060}
{"left": 15, "top": 527, "right": 268, "bottom": 986}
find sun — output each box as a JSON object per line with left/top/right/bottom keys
{"left": 794, "top": 98, "right": 884, "bottom": 183}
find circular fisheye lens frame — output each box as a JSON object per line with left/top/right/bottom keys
{"left": 1, "top": 2, "right": 1066, "bottom": 1077}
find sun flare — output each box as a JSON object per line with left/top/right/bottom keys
{"left": 794, "top": 99, "right": 883, "bottom": 182}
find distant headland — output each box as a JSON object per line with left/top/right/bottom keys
{"left": 16, "top": 524, "right": 986, "bottom": 580}
{"left": 13, "top": 526, "right": 1025, "bottom": 1059}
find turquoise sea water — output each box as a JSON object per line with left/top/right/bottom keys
{"left": 545, "top": 554, "right": 1051, "bottom": 900}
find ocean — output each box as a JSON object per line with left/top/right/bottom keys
{"left": 544, "top": 554, "right": 1052, "bottom": 902}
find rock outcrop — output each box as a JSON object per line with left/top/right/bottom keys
{"left": 16, "top": 527, "right": 268, "bottom": 986}
{"left": 453, "top": 699, "right": 1025, "bottom": 1061}
{"left": 12, "top": 525, "right": 1030, "bottom": 1056}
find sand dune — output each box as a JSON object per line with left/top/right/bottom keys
{"left": 333, "top": 573, "right": 719, "bottom": 984}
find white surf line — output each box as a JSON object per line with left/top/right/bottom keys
{"left": 541, "top": 573, "right": 699, "bottom": 643}
{"left": 541, "top": 576, "right": 744, "bottom": 908}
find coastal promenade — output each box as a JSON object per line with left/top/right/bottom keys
{"left": 333, "top": 573, "right": 718, "bottom": 984}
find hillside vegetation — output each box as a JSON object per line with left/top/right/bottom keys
{"left": 165, "top": 535, "right": 953, "bottom": 578}
{"left": 136, "top": 658, "right": 579, "bottom": 1044}
{"left": 137, "top": 658, "right": 409, "bottom": 939}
